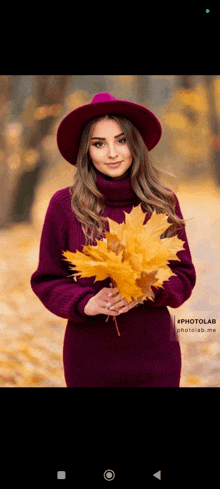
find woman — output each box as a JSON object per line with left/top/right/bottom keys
{"left": 31, "top": 92, "right": 196, "bottom": 387}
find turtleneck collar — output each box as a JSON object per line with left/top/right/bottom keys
{"left": 94, "top": 166, "right": 141, "bottom": 208}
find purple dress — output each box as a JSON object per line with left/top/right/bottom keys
{"left": 31, "top": 168, "right": 196, "bottom": 387}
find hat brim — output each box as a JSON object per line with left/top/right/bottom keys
{"left": 57, "top": 99, "right": 162, "bottom": 165}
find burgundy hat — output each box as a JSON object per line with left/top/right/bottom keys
{"left": 57, "top": 92, "right": 162, "bottom": 165}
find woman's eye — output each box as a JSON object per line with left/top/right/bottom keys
{"left": 118, "top": 138, "right": 126, "bottom": 144}
{"left": 93, "top": 142, "right": 104, "bottom": 148}
{"left": 92, "top": 138, "right": 126, "bottom": 148}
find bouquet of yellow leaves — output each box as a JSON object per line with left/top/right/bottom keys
{"left": 62, "top": 204, "right": 185, "bottom": 335}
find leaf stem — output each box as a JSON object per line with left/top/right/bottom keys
{"left": 114, "top": 316, "right": 121, "bottom": 336}
{"left": 110, "top": 278, "right": 121, "bottom": 336}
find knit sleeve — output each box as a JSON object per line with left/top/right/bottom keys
{"left": 144, "top": 192, "right": 196, "bottom": 309}
{"left": 30, "top": 191, "right": 95, "bottom": 323}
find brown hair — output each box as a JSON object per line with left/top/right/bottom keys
{"left": 69, "top": 114, "right": 186, "bottom": 246}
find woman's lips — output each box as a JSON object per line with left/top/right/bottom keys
{"left": 106, "top": 161, "right": 122, "bottom": 167}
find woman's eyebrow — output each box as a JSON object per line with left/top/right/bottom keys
{"left": 91, "top": 132, "right": 124, "bottom": 140}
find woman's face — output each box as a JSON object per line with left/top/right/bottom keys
{"left": 89, "top": 118, "right": 133, "bottom": 179}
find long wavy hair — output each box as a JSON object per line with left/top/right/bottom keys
{"left": 69, "top": 114, "right": 187, "bottom": 246}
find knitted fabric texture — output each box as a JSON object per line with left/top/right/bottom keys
{"left": 31, "top": 168, "right": 196, "bottom": 387}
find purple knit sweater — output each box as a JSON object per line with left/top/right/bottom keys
{"left": 31, "top": 168, "right": 196, "bottom": 387}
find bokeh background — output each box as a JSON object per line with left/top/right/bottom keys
{"left": 1, "top": 75, "right": 220, "bottom": 387}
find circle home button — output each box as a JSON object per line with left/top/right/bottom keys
{"left": 103, "top": 470, "right": 115, "bottom": 481}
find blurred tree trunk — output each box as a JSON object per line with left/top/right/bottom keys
{"left": 203, "top": 75, "right": 220, "bottom": 186}
{"left": 73, "top": 75, "right": 107, "bottom": 94}
{"left": 176, "top": 75, "right": 195, "bottom": 89}
{"left": 0, "top": 76, "right": 20, "bottom": 226}
{"left": 9, "top": 75, "right": 71, "bottom": 224}
{"left": 136, "top": 75, "right": 150, "bottom": 105}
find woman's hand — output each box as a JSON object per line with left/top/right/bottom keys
{"left": 84, "top": 286, "right": 139, "bottom": 316}
{"left": 106, "top": 287, "right": 139, "bottom": 315}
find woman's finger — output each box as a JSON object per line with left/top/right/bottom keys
{"left": 117, "top": 300, "right": 137, "bottom": 315}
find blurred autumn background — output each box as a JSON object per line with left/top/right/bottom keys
{"left": 1, "top": 75, "right": 220, "bottom": 387}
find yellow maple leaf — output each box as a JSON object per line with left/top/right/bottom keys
{"left": 62, "top": 204, "right": 185, "bottom": 305}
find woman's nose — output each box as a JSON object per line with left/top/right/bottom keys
{"left": 107, "top": 143, "right": 118, "bottom": 158}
